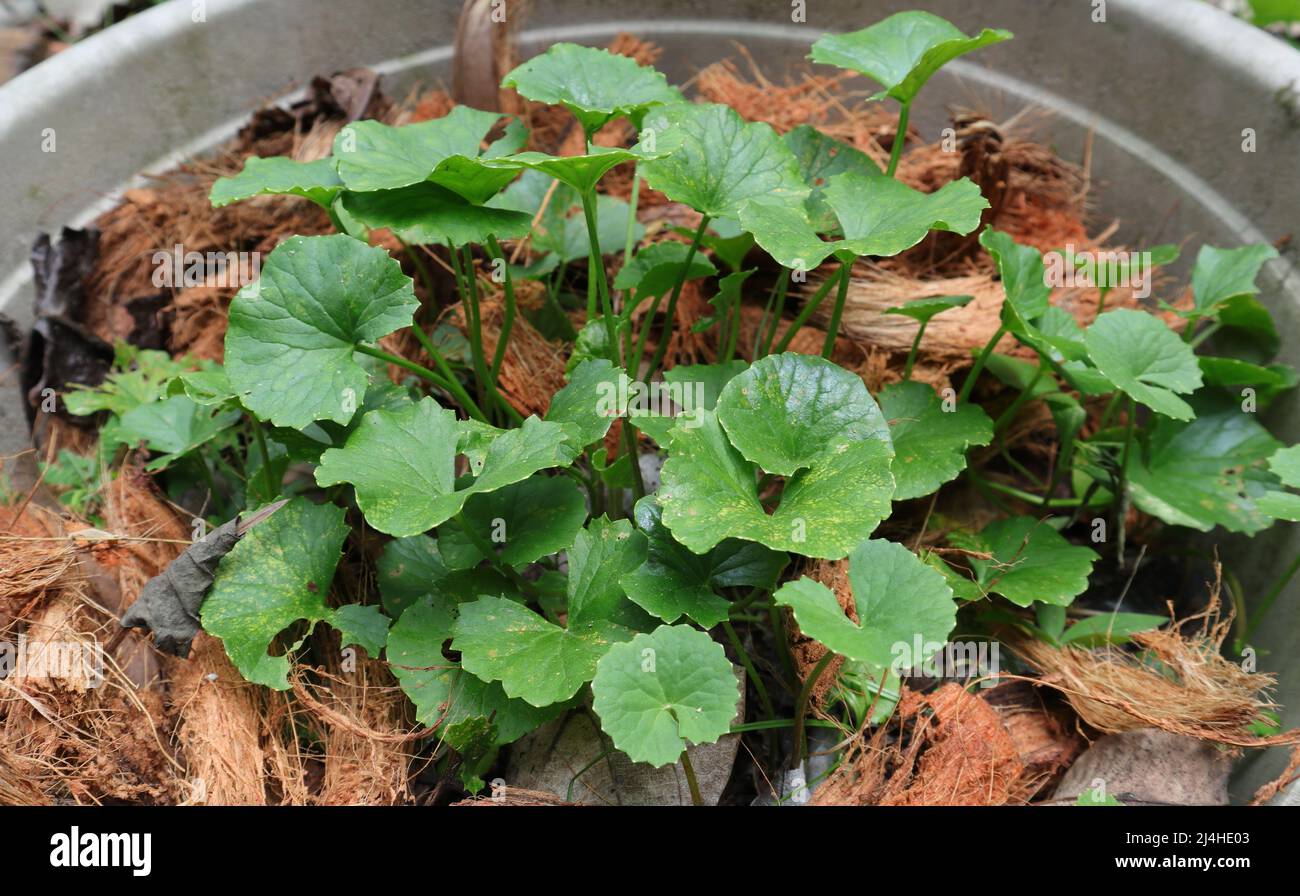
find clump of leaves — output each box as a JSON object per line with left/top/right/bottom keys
{"left": 40, "top": 449, "right": 104, "bottom": 523}
{"left": 97, "top": 11, "right": 1297, "bottom": 799}
{"left": 62, "top": 343, "right": 256, "bottom": 522}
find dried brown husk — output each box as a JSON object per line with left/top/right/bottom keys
{"left": 696, "top": 47, "right": 897, "bottom": 161}
{"left": 813, "top": 683, "right": 1029, "bottom": 806}
{"left": 1006, "top": 580, "right": 1300, "bottom": 750}
{"left": 0, "top": 496, "right": 185, "bottom": 805}
{"left": 0, "top": 475, "right": 322, "bottom": 805}
{"left": 983, "top": 679, "right": 1086, "bottom": 799}
{"left": 0, "top": 503, "right": 76, "bottom": 607}
{"left": 444, "top": 297, "right": 568, "bottom": 419}
{"left": 293, "top": 658, "right": 415, "bottom": 806}
{"left": 163, "top": 633, "right": 273, "bottom": 805}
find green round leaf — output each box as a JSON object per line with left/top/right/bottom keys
{"left": 980, "top": 228, "right": 1050, "bottom": 335}
{"left": 201, "top": 498, "right": 349, "bottom": 689}
{"left": 1191, "top": 243, "right": 1278, "bottom": 315}
{"left": 485, "top": 147, "right": 661, "bottom": 196}
{"left": 1258, "top": 491, "right": 1300, "bottom": 523}
{"left": 1269, "top": 444, "right": 1300, "bottom": 487}
{"left": 329, "top": 603, "right": 389, "bottom": 656}
{"left": 333, "top": 105, "right": 507, "bottom": 196}
{"left": 565, "top": 516, "right": 651, "bottom": 630}
{"left": 1085, "top": 309, "right": 1203, "bottom": 420}
{"left": 315, "top": 401, "right": 576, "bottom": 537}
{"left": 664, "top": 360, "right": 749, "bottom": 411}
{"left": 445, "top": 475, "right": 587, "bottom": 568}
{"left": 468, "top": 416, "right": 579, "bottom": 492}
{"left": 1198, "top": 356, "right": 1297, "bottom": 406}
{"left": 376, "top": 534, "right": 445, "bottom": 611}
{"left": 1217, "top": 293, "right": 1280, "bottom": 361}
{"left": 635, "top": 360, "right": 749, "bottom": 445}
{"left": 879, "top": 380, "right": 992, "bottom": 500}
{"left": 501, "top": 42, "right": 681, "bottom": 135}
{"left": 388, "top": 597, "right": 561, "bottom": 743}
{"left": 172, "top": 367, "right": 237, "bottom": 407}
{"left": 340, "top": 182, "right": 532, "bottom": 247}
{"left": 210, "top": 156, "right": 342, "bottom": 209}
{"left": 453, "top": 596, "right": 630, "bottom": 708}
{"left": 224, "top": 234, "right": 418, "bottom": 429}
{"left": 315, "top": 397, "right": 458, "bottom": 536}
{"left": 773, "top": 538, "right": 956, "bottom": 669}
{"left": 376, "top": 535, "right": 450, "bottom": 615}
{"left": 783, "top": 124, "right": 881, "bottom": 230}
{"left": 737, "top": 197, "right": 835, "bottom": 270}
{"left": 591, "top": 624, "right": 740, "bottom": 767}
{"left": 614, "top": 240, "right": 718, "bottom": 297}
{"left": 450, "top": 517, "right": 648, "bottom": 707}
{"left": 1034, "top": 305, "right": 1089, "bottom": 362}
{"left": 883, "top": 293, "right": 974, "bottom": 325}
{"left": 717, "top": 353, "right": 891, "bottom": 477}
{"left": 960, "top": 516, "right": 1098, "bottom": 607}
{"left": 117, "top": 394, "right": 241, "bottom": 471}
{"left": 659, "top": 407, "right": 894, "bottom": 559}
{"left": 375, "top": 534, "right": 513, "bottom": 614}
{"left": 544, "top": 358, "right": 632, "bottom": 448}
{"left": 566, "top": 315, "right": 625, "bottom": 373}
{"left": 809, "top": 12, "right": 1012, "bottom": 104}
{"left": 827, "top": 172, "right": 988, "bottom": 257}
{"left": 639, "top": 102, "right": 808, "bottom": 219}
{"left": 1128, "top": 398, "right": 1282, "bottom": 533}
{"left": 741, "top": 173, "right": 986, "bottom": 268}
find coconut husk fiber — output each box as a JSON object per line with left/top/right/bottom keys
{"left": 292, "top": 658, "right": 416, "bottom": 806}
{"left": 0, "top": 476, "right": 322, "bottom": 805}
{"left": 813, "top": 683, "right": 1031, "bottom": 806}
{"left": 444, "top": 297, "right": 568, "bottom": 419}
{"left": 696, "top": 47, "right": 898, "bottom": 166}
{"left": 821, "top": 264, "right": 1149, "bottom": 380}
{"left": 0, "top": 498, "right": 186, "bottom": 804}
{"left": 105, "top": 470, "right": 395, "bottom": 805}
{"left": 100, "top": 468, "right": 290, "bottom": 804}
{"left": 0, "top": 580, "right": 186, "bottom": 804}
{"left": 0, "top": 503, "right": 76, "bottom": 609}
{"left": 452, "top": 787, "right": 573, "bottom": 806}
{"left": 163, "top": 633, "right": 275, "bottom": 805}
{"left": 1005, "top": 581, "right": 1300, "bottom": 750}
{"left": 85, "top": 178, "right": 331, "bottom": 361}
{"left": 1252, "top": 744, "right": 1300, "bottom": 805}
{"left": 983, "top": 679, "right": 1086, "bottom": 799}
